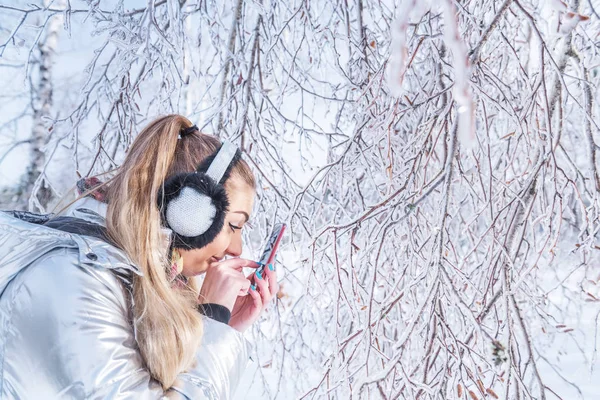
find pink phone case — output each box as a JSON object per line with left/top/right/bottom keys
{"left": 257, "top": 223, "right": 286, "bottom": 273}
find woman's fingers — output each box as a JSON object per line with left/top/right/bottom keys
{"left": 263, "top": 263, "right": 279, "bottom": 299}
{"left": 200, "top": 263, "right": 253, "bottom": 311}
{"left": 215, "top": 258, "right": 260, "bottom": 272}
{"left": 236, "top": 274, "right": 251, "bottom": 295}
{"left": 254, "top": 268, "right": 270, "bottom": 297}
{"left": 255, "top": 265, "right": 278, "bottom": 311}
{"left": 248, "top": 284, "right": 263, "bottom": 310}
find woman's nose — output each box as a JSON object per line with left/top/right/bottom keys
{"left": 226, "top": 234, "right": 243, "bottom": 257}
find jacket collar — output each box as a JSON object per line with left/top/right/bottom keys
{"left": 60, "top": 197, "right": 141, "bottom": 276}
{"left": 63, "top": 196, "right": 108, "bottom": 225}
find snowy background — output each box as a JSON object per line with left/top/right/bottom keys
{"left": 2, "top": 0, "right": 600, "bottom": 398}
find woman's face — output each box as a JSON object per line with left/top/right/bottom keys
{"left": 178, "top": 177, "right": 255, "bottom": 277}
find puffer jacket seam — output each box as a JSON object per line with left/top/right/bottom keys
{"left": 176, "top": 375, "right": 218, "bottom": 399}
{"left": 87, "top": 367, "right": 150, "bottom": 399}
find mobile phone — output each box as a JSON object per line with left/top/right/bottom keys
{"left": 256, "top": 223, "right": 286, "bottom": 274}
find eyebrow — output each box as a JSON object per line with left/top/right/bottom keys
{"left": 232, "top": 211, "right": 250, "bottom": 223}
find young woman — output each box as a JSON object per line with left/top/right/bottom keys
{"left": 0, "top": 115, "right": 277, "bottom": 399}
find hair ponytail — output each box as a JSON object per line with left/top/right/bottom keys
{"left": 105, "top": 115, "right": 202, "bottom": 387}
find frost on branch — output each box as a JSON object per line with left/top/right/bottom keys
{"left": 385, "top": 0, "right": 423, "bottom": 97}
{"left": 442, "top": 1, "right": 475, "bottom": 149}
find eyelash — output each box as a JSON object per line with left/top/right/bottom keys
{"left": 229, "top": 223, "right": 243, "bottom": 232}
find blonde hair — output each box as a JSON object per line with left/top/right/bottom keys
{"left": 104, "top": 115, "right": 255, "bottom": 387}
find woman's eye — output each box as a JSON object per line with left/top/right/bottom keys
{"left": 229, "top": 223, "right": 243, "bottom": 232}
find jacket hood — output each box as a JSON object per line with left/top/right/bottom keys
{"left": 0, "top": 197, "right": 140, "bottom": 295}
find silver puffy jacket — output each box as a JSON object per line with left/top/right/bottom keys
{"left": 0, "top": 198, "right": 249, "bottom": 399}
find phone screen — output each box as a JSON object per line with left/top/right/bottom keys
{"left": 257, "top": 223, "right": 286, "bottom": 273}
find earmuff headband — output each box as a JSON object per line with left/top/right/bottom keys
{"left": 204, "top": 141, "right": 238, "bottom": 183}
{"left": 159, "top": 139, "right": 241, "bottom": 249}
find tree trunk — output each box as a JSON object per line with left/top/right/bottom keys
{"left": 20, "top": 0, "right": 64, "bottom": 212}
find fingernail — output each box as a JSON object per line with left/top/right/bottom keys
{"left": 256, "top": 271, "right": 263, "bottom": 280}
{"left": 268, "top": 263, "right": 274, "bottom": 271}
{"left": 257, "top": 261, "right": 265, "bottom": 267}
{"left": 250, "top": 284, "right": 256, "bottom": 291}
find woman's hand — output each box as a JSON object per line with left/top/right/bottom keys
{"left": 198, "top": 258, "right": 259, "bottom": 312}
{"left": 229, "top": 263, "right": 279, "bottom": 332}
